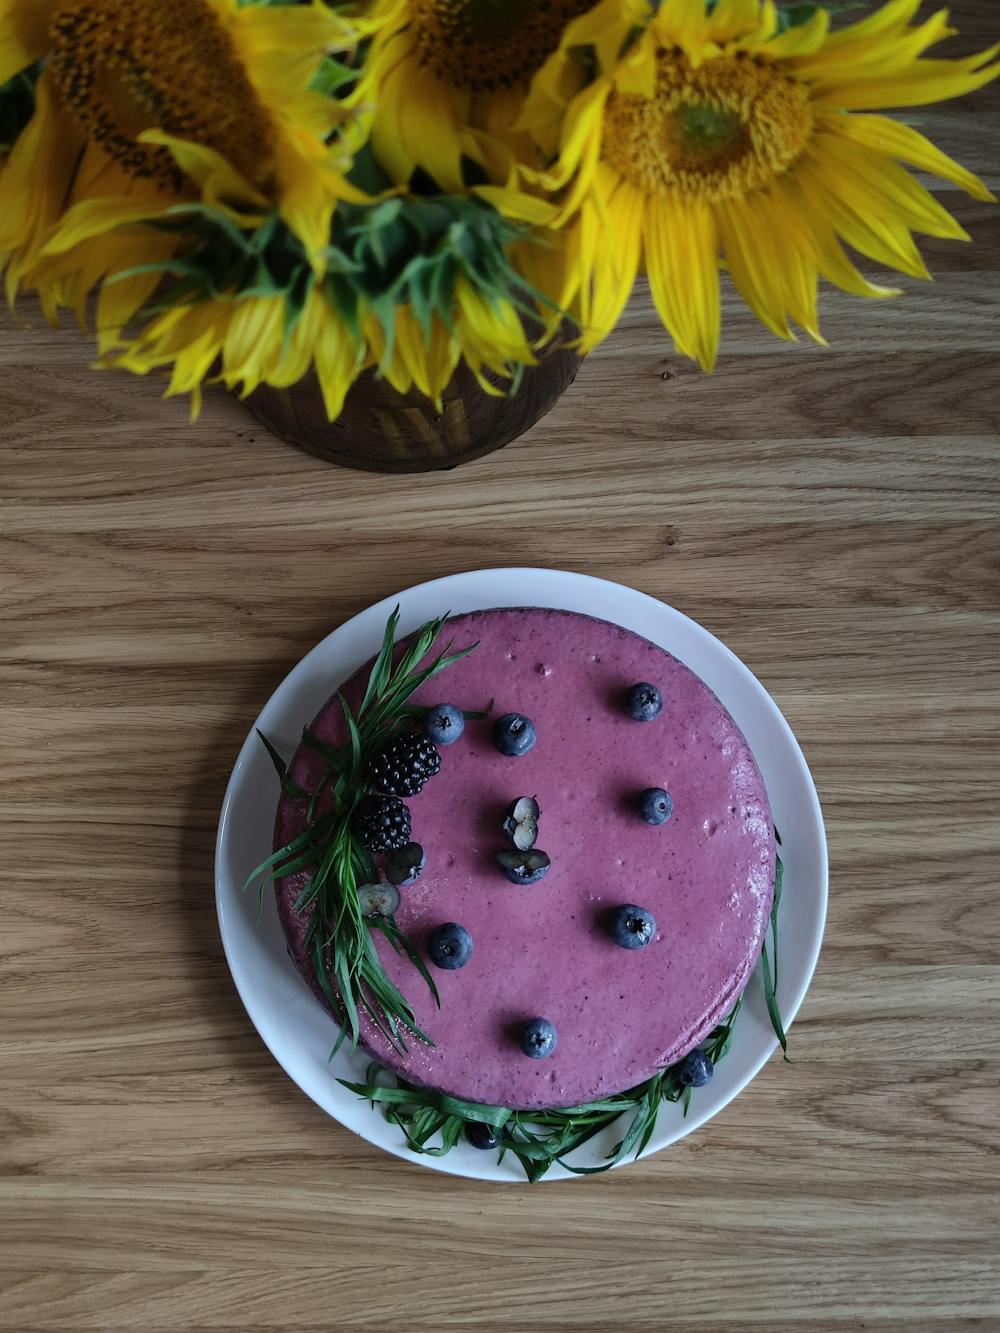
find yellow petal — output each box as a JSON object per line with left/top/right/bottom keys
{"left": 0, "top": 71, "right": 85, "bottom": 299}
{"left": 221, "top": 297, "right": 280, "bottom": 392}
{"left": 827, "top": 112, "right": 995, "bottom": 201}
{"left": 276, "top": 152, "right": 344, "bottom": 271}
{"left": 394, "top": 307, "right": 433, "bottom": 400}
{"left": 771, "top": 175, "right": 903, "bottom": 302}
{"left": 234, "top": 0, "right": 358, "bottom": 65}
{"left": 815, "top": 131, "right": 971, "bottom": 240}
{"left": 709, "top": 0, "right": 766, "bottom": 43}
{"left": 579, "top": 172, "right": 645, "bottom": 352}
{"left": 511, "top": 234, "right": 578, "bottom": 335}
{"left": 717, "top": 196, "right": 795, "bottom": 341}
{"left": 794, "top": 152, "right": 928, "bottom": 278}
{"left": 398, "top": 62, "right": 466, "bottom": 191}
{"left": 95, "top": 234, "right": 178, "bottom": 352}
{"left": 789, "top": 7, "right": 955, "bottom": 82}
{"left": 655, "top": 0, "right": 712, "bottom": 55}
{"left": 40, "top": 193, "right": 170, "bottom": 257}
{"left": 556, "top": 81, "right": 614, "bottom": 180}
{"left": 546, "top": 86, "right": 612, "bottom": 223}
{"left": 814, "top": 46, "right": 1000, "bottom": 110}
{"left": 139, "top": 130, "right": 266, "bottom": 215}
{"left": 167, "top": 329, "right": 224, "bottom": 398}
{"left": 371, "top": 51, "right": 417, "bottom": 184}
{"left": 425, "top": 315, "right": 460, "bottom": 397}
{"left": 314, "top": 321, "right": 359, "bottom": 420}
{"left": 613, "top": 31, "right": 657, "bottom": 98}
{"left": 0, "top": 1, "right": 54, "bottom": 84}
{"left": 474, "top": 187, "right": 557, "bottom": 227}
{"left": 757, "top": 9, "right": 830, "bottom": 59}
{"left": 269, "top": 284, "right": 325, "bottom": 388}
{"left": 644, "top": 196, "right": 720, "bottom": 372}
{"left": 560, "top": 0, "right": 649, "bottom": 76}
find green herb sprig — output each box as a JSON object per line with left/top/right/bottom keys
{"left": 344, "top": 846, "right": 787, "bottom": 1181}
{"left": 245, "top": 608, "right": 480, "bottom": 1056}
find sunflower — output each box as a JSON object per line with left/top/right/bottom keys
{"left": 522, "top": 0, "right": 1000, "bottom": 367}
{"left": 0, "top": 0, "right": 367, "bottom": 342}
{"left": 365, "top": 0, "right": 596, "bottom": 194}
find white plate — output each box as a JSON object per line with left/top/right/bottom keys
{"left": 216, "top": 569, "right": 827, "bottom": 1182}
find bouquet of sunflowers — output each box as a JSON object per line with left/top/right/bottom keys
{"left": 0, "top": 0, "right": 996, "bottom": 426}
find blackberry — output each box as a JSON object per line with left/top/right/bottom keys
{"left": 369, "top": 731, "right": 441, "bottom": 797}
{"left": 352, "top": 794, "right": 412, "bottom": 853}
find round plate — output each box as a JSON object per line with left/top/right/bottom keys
{"left": 216, "top": 569, "right": 828, "bottom": 1182}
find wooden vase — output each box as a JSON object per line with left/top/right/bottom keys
{"left": 243, "top": 339, "right": 581, "bottom": 474}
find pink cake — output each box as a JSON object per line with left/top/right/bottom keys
{"left": 275, "top": 608, "right": 775, "bottom": 1110}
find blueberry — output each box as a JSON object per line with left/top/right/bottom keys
{"left": 676, "top": 1048, "right": 714, "bottom": 1088}
{"left": 623, "top": 682, "right": 663, "bottom": 722}
{"left": 386, "top": 841, "right": 426, "bottom": 886}
{"left": 638, "top": 788, "right": 673, "bottom": 825}
{"left": 520, "top": 1017, "right": 557, "bottom": 1059}
{"left": 497, "top": 849, "right": 550, "bottom": 885}
{"left": 506, "top": 796, "right": 540, "bottom": 823}
{"left": 427, "top": 921, "right": 473, "bottom": 970}
{"left": 502, "top": 814, "right": 538, "bottom": 851}
{"left": 356, "top": 882, "right": 401, "bottom": 918}
{"left": 465, "top": 1121, "right": 500, "bottom": 1150}
{"left": 492, "top": 713, "right": 537, "bottom": 757}
{"left": 610, "top": 903, "right": 656, "bottom": 949}
{"left": 502, "top": 796, "right": 540, "bottom": 851}
{"left": 424, "top": 703, "right": 465, "bottom": 747}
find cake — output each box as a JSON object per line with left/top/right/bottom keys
{"left": 273, "top": 607, "right": 775, "bottom": 1112}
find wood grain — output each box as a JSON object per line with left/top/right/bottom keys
{"left": 1, "top": 6, "right": 999, "bottom": 1327}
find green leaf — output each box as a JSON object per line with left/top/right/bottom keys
{"left": 338, "top": 693, "right": 363, "bottom": 788}
{"left": 160, "top": 201, "right": 254, "bottom": 252}
{"left": 359, "top": 605, "right": 400, "bottom": 716}
{"left": 760, "top": 854, "right": 789, "bottom": 1059}
{"left": 437, "top": 1096, "right": 510, "bottom": 1128}
{"left": 240, "top": 811, "right": 335, "bottom": 894}
{"left": 256, "top": 729, "right": 308, "bottom": 799}
{"left": 373, "top": 918, "right": 441, "bottom": 1009}
{"left": 334, "top": 946, "right": 361, "bottom": 1055}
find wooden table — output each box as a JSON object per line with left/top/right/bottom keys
{"left": 2, "top": 13, "right": 998, "bottom": 1331}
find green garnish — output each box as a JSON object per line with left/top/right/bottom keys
{"left": 245, "top": 607, "right": 479, "bottom": 1056}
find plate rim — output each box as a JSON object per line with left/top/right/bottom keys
{"left": 215, "top": 567, "right": 828, "bottom": 1182}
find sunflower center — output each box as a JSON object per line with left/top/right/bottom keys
{"left": 603, "top": 53, "right": 813, "bottom": 201}
{"left": 410, "top": 0, "right": 593, "bottom": 93}
{"left": 50, "top": 0, "right": 274, "bottom": 192}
